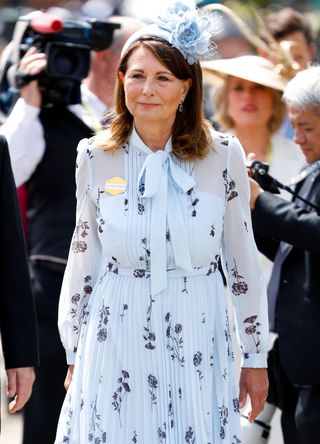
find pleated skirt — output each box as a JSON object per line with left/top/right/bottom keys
{"left": 54, "top": 269, "right": 242, "bottom": 444}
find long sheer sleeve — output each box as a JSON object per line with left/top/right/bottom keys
{"left": 58, "top": 138, "right": 102, "bottom": 365}
{"left": 221, "top": 137, "right": 268, "bottom": 368}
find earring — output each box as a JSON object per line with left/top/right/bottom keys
{"left": 179, "top": 102, "right": 184, "bottom": 112}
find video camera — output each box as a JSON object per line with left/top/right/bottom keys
{"left": 247, "top": 159, "right": 320, "bottom": 212}
{"left": 0, "top": 11, "right": 120, "bottom": 109}
{"left": 246, "top": 160, "right": 282, "bottom": 194}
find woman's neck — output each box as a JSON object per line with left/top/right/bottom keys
{"left": 134, "top": 122, "right": 172, "bottom": 152}
{"left": 234, "top": 126, "right": 272, "bottom": 162}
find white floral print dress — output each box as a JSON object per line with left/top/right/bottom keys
{"left": 55, "top": 128, "right": 268, "bottom": 444}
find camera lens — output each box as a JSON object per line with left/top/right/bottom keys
{"left": 53, "top": 50, "right": 74, "bottom": 76}
{"left": 46, "top": 42, "right": 90, "bottom": 80}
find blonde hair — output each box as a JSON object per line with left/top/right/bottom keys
{"left": 96, "top": 38, "right": 213, "bottom": 161}
{"left": 214, "top": 76, "right": 286, "bottom": 133}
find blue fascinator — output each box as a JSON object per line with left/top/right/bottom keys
{"left": 121, "top": 0, "right": 219, "bottom": 65}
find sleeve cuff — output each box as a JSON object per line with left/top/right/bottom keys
{"left": 9, "top": 98, "right": 40, "bottom": 126}
{"left": 241, "top": 352, "right": 268, "bottom": 368}
{"left": 66, "top": 350, "right": 76, "bottom": 365}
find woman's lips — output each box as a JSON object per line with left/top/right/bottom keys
{"left": 242, "top": 104, "right": 258, "bottom": 112}
{"left": 138, "top": 102, "right": 160, "bottom": 107}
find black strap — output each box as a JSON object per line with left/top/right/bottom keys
{"left": 30, "top": 259, "right": 66, "bottom": 274}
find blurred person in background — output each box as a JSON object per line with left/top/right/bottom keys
{"left": 201, "top": 54, "right": 305, "bottom": 284}
{"left": 261, "top": 7, "right": 317, "bottom": 71}
{"left": 199, "top": 3, "right": 263, "bottom": 124}
{"left": 0, "top": 135, "right": 38, "bottom": 425}
{"left": 208, "top": 6, "right": 255, "bottom": 59}
{"left": 0, "top": 11, "right": 145, "bottom": 444}
{"left": 258, "top": 7, "right": 317, "bottom": 140}
{"left": 202, "top": 55, "right": 305, "bottom": 182}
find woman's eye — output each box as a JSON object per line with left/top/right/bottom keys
{"left": 255, "top": 85, "right": 266, "bottom": 91}
{"left": 131, "top": 73, "right": 143, "bottom": 79}
{"left": 158, "top": 76, "right": 169, "bottom": 81}
{"left": 232, "top": 85, "right": 244, "bottom": 91}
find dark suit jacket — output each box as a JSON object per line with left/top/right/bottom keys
{"left": 0, "top": 135, "right": 39, "bottom": 369}
{"left": 252, "top": 174, "right": 320, "bottom": 386}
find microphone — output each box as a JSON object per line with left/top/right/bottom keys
{"left": 31, "top": 12, "right": 63, "bottom": 34}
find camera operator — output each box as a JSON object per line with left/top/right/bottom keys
{"left": 249, "top": 65, "right": 320, "bottom": 444}
{"left": 0, "top": 13, "right": 145, "bottom": 444}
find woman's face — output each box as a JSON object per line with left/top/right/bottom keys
{"left": 119, "top": 45, "right": 191, "bottom": 129}
{"left": 227, "top": 77, "right": 274, "bottom": 129}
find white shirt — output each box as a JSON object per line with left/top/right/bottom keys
{"left": 0, "top": 83, "right": 107, "bottom": 187}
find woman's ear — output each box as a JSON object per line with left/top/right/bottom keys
{"left": 181, "top": 78, "right": 192, "bottom": 100}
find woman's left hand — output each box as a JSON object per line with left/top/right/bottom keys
{"left": 239, "top": 367, "right": 269, "bottom": 423}
{"left": 64, "top": 365, "right": 75, "bottom": 391}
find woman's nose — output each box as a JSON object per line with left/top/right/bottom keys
{"left": 243, "top": 87, "right": 255, "bottom": 98}
{"left": 142, "top": 77, "right": 155, "bottom": 95}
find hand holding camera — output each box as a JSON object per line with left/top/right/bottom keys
{"left": 0, "top": 10, "right": 120, "bottom": 110}
{"left": 246, "top": 153, "right": 281, "bottom": 209}
{"left": 247, "top": 153, "right": 320, "bottom": 212}
{"left": 246, "top": 156, "right": 282, "bottom": 195}
{"left": 17, "top": 47, "right": 47, "bottom": 108}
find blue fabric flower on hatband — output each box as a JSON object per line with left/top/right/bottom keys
{"left": 156, "top": 1, "right": 218, "bottom": 64}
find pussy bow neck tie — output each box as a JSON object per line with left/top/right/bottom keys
{"left": 137, "top": 147, "right": 195, "bottom": 296}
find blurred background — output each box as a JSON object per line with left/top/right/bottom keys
{"left": 0, "top": 0, "right": 319, "bottom": 50}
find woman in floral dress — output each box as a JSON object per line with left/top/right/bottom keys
{"left": 54, "top": 2, "right": 269, "bottom": 443}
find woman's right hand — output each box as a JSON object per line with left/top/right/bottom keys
{"left": 64, "top": 365, "right": 75, "bottom": 391}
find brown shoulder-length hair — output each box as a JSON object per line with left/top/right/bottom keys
{"left": 97, "top": 37, "right": 212, "bottom": 160}
{"left": 214, "top": 76, "right": 286, "bottom": 133}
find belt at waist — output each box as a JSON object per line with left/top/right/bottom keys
{"left": 103, "top": 264, "right": 218, "bottom": 279}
